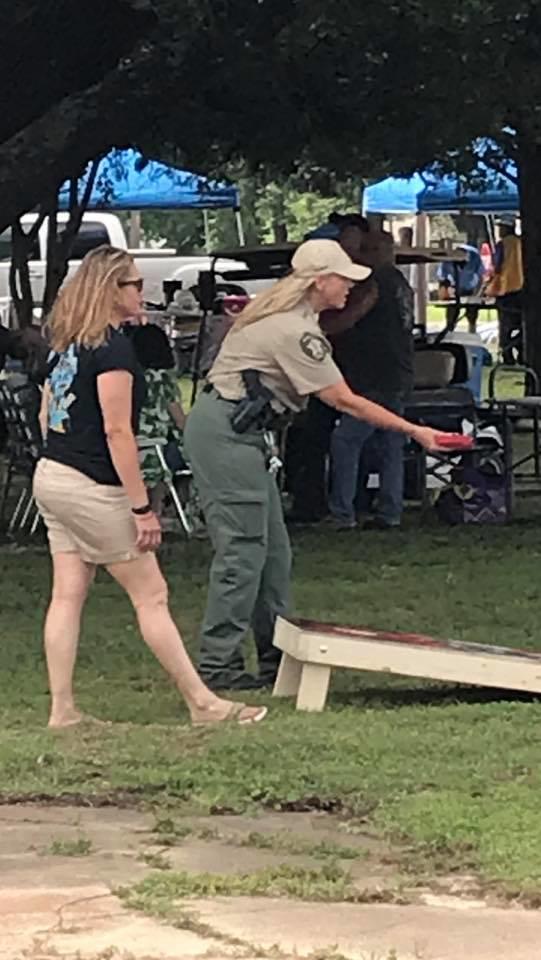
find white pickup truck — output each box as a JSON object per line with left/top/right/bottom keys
{"left": 0, "top": 211, "right": 213, "bottom": 311}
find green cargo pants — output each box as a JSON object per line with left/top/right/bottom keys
{"left": 184, "top": 390, "right": 291, "bottom": 687}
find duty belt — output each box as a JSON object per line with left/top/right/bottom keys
{"left": 202, "top": 382, "right": 238, "bottom": 404}
{"left": 202, "top": 381, "right": 283, "bottom": 474}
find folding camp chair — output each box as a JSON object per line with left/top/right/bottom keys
{"left": 0, "top": 379, "right": 42, "bottom": 536}
{"left": 137, "top": 436, "right": 202, "bottom": 538}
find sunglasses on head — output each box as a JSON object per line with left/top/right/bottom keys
{"left": 118, "top": 278, "right": 144, "bottom": 291}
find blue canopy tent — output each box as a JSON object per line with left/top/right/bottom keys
{"left": 362, "top": 173, "right": 430, "bottom": 215}
{"left": 421, "top": 165, "right": 518, "bottom": 213}
{"left": 58, "top": 149, "right": 243, "bottom": 248}
{"left": 363, "top": 162, "right": 518, "bottom": 214}
{"left": 362, "top": 159, "right": 519, "bottom": 332}
{"left": 58, "top": 149, "right": 240, "bottom": 211}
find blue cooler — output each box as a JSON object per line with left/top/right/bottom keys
{"left": 427, "top": 331, "right": 488, "bottom": 402}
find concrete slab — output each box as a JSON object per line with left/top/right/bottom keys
{"left": 0, "top": 804, "right": 394, "bottom": 893}
{"left": 0, "top": 805, "right": 156, "bottom": 891}
{"left": 193, "top": 896, "right": 541, "bottom": 960}
{"left": 3, "top": 804, "right": 541, "bottom": 960}
{"left": 0, "top": 884, "right": 225, "bottom": 960}
{"left": 162, "top": 836, "right": 321, "bottom": 874}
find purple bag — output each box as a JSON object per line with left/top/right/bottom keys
{"left": 436, "top": 462, "right": 508, "bottom": 525}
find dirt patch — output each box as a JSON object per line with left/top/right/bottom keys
{"left": 0, "top": 788, "right": 163, "bottom": 809}
{"left": 1, "top": 791, "right": 351, "bottom": 815}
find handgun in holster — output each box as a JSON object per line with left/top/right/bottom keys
{"left": 229, "top": 369, "right": 274, "bottom": 434}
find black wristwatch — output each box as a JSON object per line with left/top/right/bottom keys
{"left": 131, "top": 502, "right": 152, "bottom": 516}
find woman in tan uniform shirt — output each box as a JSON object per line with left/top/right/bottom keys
{"left": 184, "top": 239, "right": 449, "bottom": 692}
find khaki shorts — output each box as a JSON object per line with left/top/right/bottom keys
{"left": 33, "top": 459, "right": 141, "bottom": 565}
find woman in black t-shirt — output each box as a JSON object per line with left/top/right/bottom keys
{"left": 34, "top": 246, "right": 266, "bottom": 729}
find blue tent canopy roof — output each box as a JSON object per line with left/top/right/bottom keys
{"left": 58, "top": 149, "right": 240, "bottom": 211}
{"left": 364, "top": 162, "right": 518, "bottom": 214}
{"left": 362, "top": 173, "right": 429, "bottom": 215}
{"left": 421, "top": 168, "right": 518, "bottom": 213}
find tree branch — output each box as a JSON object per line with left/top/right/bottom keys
{"left": 0, "top": 39, "right": 158, "bottom": 232}
{"left": 42, "top": 157, "right": 103, "bottom": 314}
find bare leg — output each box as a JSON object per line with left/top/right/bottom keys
{"left": 45, "top": 552, "right": 95, "bottom": 728}
{"left": 106, "top": 553, "right": 265, "bottom": 724}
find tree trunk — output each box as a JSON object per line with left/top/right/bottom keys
{"left": 43, "top": 206, "right": 60, "bottom": 319}
{"left": 273, "top": 221, "right": 288, "bottom": 243}
{"left": 8, "top": 213, "right": 49, "bottom": 328}
{"left": 42, "top": 159, "right": 101, "bottom": 315}
{"left": 516, "top": 137, "right": 541, "bottom": 380}
{"left": 9, "top": 223, "right": 34, "bottom": 329}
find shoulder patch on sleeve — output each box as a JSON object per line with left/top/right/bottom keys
{"left": 299, "top": 332, "right": 331, "bottom": 362}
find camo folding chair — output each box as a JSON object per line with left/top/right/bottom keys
{"left": 136, "top": 435, "right": 203, "bottom": 538}
{"left": 0, "top": 379, "right": 42, "bottom": 536}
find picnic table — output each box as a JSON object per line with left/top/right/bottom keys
{"left": 431, "top": 296, "right": 497, "bottom": 333}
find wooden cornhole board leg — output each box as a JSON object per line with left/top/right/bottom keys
{"left": 272, "top": 618, "right": 331, "bottom": 710}
{"left": 273, "top": 655, "right": 331, "bottom": 711}
{"left": 296, "top": 663, "right": 331, "bottom": 712}
{"left": 273, "top": 652, "right": 303, "bottom": 697}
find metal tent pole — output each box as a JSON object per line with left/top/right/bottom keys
{"left": 203, "top": 209, "right": 212, "bottom": 253}
{"left": 129, "top": 211, "right": 141, "bottom": 248}
{"left": 235, "top": 209, "right": 246, "bottom": 246}
{"left": 415, "top": 213, "right": 429, "bottom": 332}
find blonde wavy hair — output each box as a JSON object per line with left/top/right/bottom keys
{"left": 233, "top": 272, "right": 315, "bottom": 328}
{"left": 47, "top": 245, "right": 136, "bottom": 351}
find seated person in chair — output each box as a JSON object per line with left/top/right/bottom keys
{"left": 130, "top": 323, "right": 187, "bottom": 514}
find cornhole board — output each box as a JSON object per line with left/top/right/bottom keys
{"left": 272, "top": 616, "right": 541, "bottom": 712}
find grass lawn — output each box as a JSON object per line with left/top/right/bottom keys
{"left": 3, "top": 502, "right": 541, "bottom": 903}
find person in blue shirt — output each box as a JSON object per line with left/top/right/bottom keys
{"left": 437, "top": 243, "right": 483, "bottom": 295}
{"left": 437, "top": 243, "right": 483, "bottom": 333}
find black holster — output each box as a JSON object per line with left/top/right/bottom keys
{"left": 229, "top": 370, "right": 275, "bottom": 434}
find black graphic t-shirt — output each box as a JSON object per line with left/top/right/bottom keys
{"left": 44, "top": 327, "right": 146, "bottom": 486}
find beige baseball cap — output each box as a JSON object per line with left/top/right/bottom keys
{"left": 292, "top": 239, "right": 371, "bottom": 282}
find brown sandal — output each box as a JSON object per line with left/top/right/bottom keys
{"left": 192, "top": 702, "right": 267, "bottom": 727}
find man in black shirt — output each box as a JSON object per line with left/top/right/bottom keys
{"left": 286, "top": 215, "right": 377, "bottom": 523}
{"left": 329, "top": 232, "right": 414, "bottom": 530}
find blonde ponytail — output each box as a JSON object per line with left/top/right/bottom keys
{"left": 233, "top": 272, "right": 315, "bottom": 328}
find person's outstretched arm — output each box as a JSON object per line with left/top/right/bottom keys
{"left": 318, "top": 379, "right": 442, "bottom": 451}
{"left": 39, "top": 383, "right": 50, "bottom": 439}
